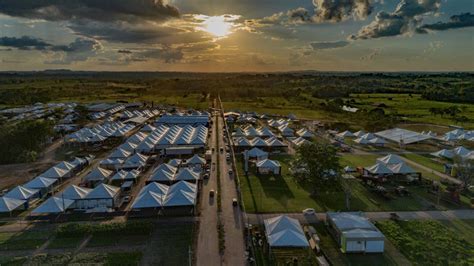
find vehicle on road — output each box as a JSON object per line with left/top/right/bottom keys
{"left": 232, "top": 198, "right": 238, "bottom": 206}
{"left": 220, "top": 147, "right": 224, "bottom": 153}
{"left": 203, "top": 173, "right": 209, "bottom": 179}
{"left": 228, "top": 169, "right": 233, "bottom": 176}
{"left": 209, "top": 190, "right": 215, "bottom": 197}
{"left": 302, "top": 208, "right": 316, "bottom": 215}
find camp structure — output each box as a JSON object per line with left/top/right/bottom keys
{"left": 76, "top": 184, "right": 120, "bottom": 210}
{"left": 264, "top": 215, "right": 309, "bottom": 248}
{"left": 430, "top": 149, "right": 454, "bottom": 159}
{"left": 376, "top": 154, "right": 403, "bottom": 165}
{"left": 84, "top": 167, "right": 113, "bottom": 185}
{"left": 0, "top": 197, "right": 26, "bottom": 213}
{"left": 24, "top": 176, "right": 57, "bottom": 197}
{"left": 256, "top": 159, "right": 281, "bottom": 175}
{"left": 296, "top": 128, "right": 314, "bottom": 139}
{"left": 186, "top": 154, "right": 206, "bottom": 167}
{"left": 337, "top": 130, "right": 355, "bottom": 138}
{"left": 246, "top": 147, "right": 269, "bottom": 160}
{"left": 31, "top": 197, "right": 74, "bottom": 214}
{"left": 5, "top": 186, "right": 39, "bottom": 202}
{"left": 326, "top": 212, "right": 385, "bottom": 253}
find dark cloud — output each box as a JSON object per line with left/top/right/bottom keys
{"left": 310, "top": 40, "right": 350, "bottom": 50}
{"left": 417, "top": 12, "right": 474, "bottom": 33}
{"left": 0, "top": 35, "right": 102, "bottom": 64}
{"left": 0, "top": 0, "right": 179, "bottom": 22}
{"left": 0, "top": 36, "right": 51, "bottom": 50}
{"left": 118, "top": 49, "right": 132, "bottom": 54}
{"left": 287, "top": 8, "right": 313, "bottom": 24}
{"left": 350, "top": 0, "right": 441, "bottom": 40}
{"left": 313, "top": 0, "right": 374, "bottom": 22}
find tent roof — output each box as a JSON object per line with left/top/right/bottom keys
{"left": 24, "top": 176, "right": 57, "bottom": 189}
{"left": 169, "top": 181, "right": 197, "bottom": 194}
{"left": 55, "top": 161, "right": 75, "bottom": 171}
{"left": 111, "top": 170, "right": 140, "bottom": 181}
{"left": 453, "top": 146, "right": 470, "bottom": 157}
{"left": 256, "top": 159, "right": 281, "bottom": 168}
{"left": 85, "top": 184, "right": 119, "bottom": 199}
{"left": 5, "top": 186, "right": 39, "bottom": 200}
{"left": 32, "top": 197, "right": 74, "bottom": 214}
{"left": 84, "top": 167, "right": 113, "bottom": 182}
{"left": 163, "top": 190, "right": 196, "bottom": 207}
{"left": 131, "top": 191, "right": 163, "bottom": 209}
{"left": 139, "top": 182, "right": 169, "bottom": 196}
{"left": 59, "top": 185, "right": 92, "bottom": 200}
{"left": 431, "top": 149, "right": 454, "bottom": 159}
{"left": 377, "top": 154, "right": 403, "bottom": 165}
{"left": 389, "top": 162, "right": 416, "bottom": 174}
{"left": 0, "top": 197, "right": 25, "bottom": 212}
{"left": 337, "top": 130, "right": 355, "bottom": 138}
{"left": 264, "top": 215, "right": 308, "bottom": 247}
{"left": 187, "top": 154, "right": 206, "bottom": 165}
{"left": 366, "top": 163, "right": 393, "bottom": 174}
{"left": 175, "top": 168, "right": 200, "bottom": 181}
{"left": 247, "top": 147, "right": 268, "bottom": 157}
{"left": 41, "top": 166, "right": 69, "bottom": 178}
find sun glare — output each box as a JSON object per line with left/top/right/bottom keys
{"left": 197, "top": 15, "right": 237, "bottom": 38}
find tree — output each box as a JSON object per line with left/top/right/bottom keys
{"left": 453, "top": 156, "right": 474, "bottom": 191}
{"left": 291, "top": 142, "right": 342, "bottom": 195}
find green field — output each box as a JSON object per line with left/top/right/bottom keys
{"left": 376, "top": 220, "right": 474, "bottom": 265}
{"left": 401, "top": 153, "right": 445, "bottom": 173}
{"left": 0, "top": 229, "right": 50, "bottom": 251}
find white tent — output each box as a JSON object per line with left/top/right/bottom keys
{"left": 247, "top": 147, "right": 268, "bottom": 160}
{"left": 369, "top": 137, "right": 387, "bottom": 146}
{"left": 0, "top": 197, "right": 25, "bottom": 213}
{"left": 187, "top": 154, "right": 206, "bottom": 165}
{"left": 132, "top": 191, "right": 164, "bottom": 209}
{"left": 361, "top": 133, "right": 376, "bottom": 140}
{"left": 109, "top": 148, "right": 132, "bottom": 159}
{"left": 235, "top": 137, "right": 251, "bottom": 147}
{"left": 138, "top": 182, "right": 169, "bottom": 196}
{"left": 266, "top": 137, "right": 287, "bottom": 148}
{"left": 264, "top": 215, "right": 309, "bottom": 247}
{"left": 337, "top": 130, "right": 355, "bottom": 138}
{"left": 149, "top": 164, "right": 177, "bottom": 182}
{"left": 84, "top": 167, "right": 113, "bottom": 182}
{"left": 24, "top": 176, "right": 57, "bottom": 190}
{"left": 111, "top": 170, "right": 140, "bottom": 181}
{"left": 168, "top": 181, "right": 197, "bottom": 194}
{"left": 59, "top": 185, "right": 91, "bottom": 200}
{"left": 256, "top": 159, "right": 281, "bottom": 175}
{"left": 32, "top": 197, "right": 74, "bottom": 214}
{"left": 366, "top": 163, "right": 393, "bottom": 175}
{"left": 85, "top": 184, "right": 120, "bottom": 199}
{"left": 354, "top": 137, "right": 369, "bottom": 145}
{"left": 389, "top": 162, "right": 416, "bottom": 174}
{"left": 55, "top": 161, "right": 75, "bottom": 171}
{"left": 163, "top": 190, "right": 196, "bottom": 207}
{"left": 175, "top": 168, "right": 200, "bottom": 182}
{"left": 377, "top": 154, "right": 403, "bottom": 165}
{"left": 296, "top": 128, "right": 314, "bottom": 138}
{"left": 5, "top": 186, "right": 39, "bottom": 200}
{"left": 353, "top": 130, "right": 366, "bottom": 137}
{"left": 40, "top": 166, "right": 70, "bottom": 179}
{"left": 453, "top": 146, "right": 470, "bottom": 157}
{"left": 431, "top": 149, "right": 454, "bottom": 159}
{"left": 122, "top": 153, "right": 149, "bottom": 169}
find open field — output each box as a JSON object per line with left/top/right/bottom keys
{"left": 376, "top": 219, "right": 474, "bottom": 265}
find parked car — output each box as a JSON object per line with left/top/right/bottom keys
{"left": 232, "top": 198, "right": 238, "bottom": 206}
{"left": 302, "top": 208, "right": 316, "bottom": 215}
{"left": 203, "top": 173, "right": 209, "bottom": 179}
{"left": 209, "top": 190, "right": 215, "bottom": 197}
{"left": 228, "top": 169, "right": 233, "bottom": 176}
{"left": 123, "top": 196, "right": 132, "bottom": 204}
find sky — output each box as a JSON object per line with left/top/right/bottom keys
{"left": 0, "top": 0, "right": 473, "bottom": 72}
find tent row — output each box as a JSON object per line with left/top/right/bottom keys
{"left": 32, "top": 183, "right": 121, "bottom": 213}
{"left": 267, "top": 119, "right": 290, "bottom": 129}
{"left": 89, "top": 104, "right": 126, "bottom": 120}
{"left": 234, "top": 136, "right": 287, "bottom": 149}
{"left": 443, "top": 129, "right": 474, "bottom": 142}
{"left": 431, "top": 146, "right": 473, "bottom": 160}
{"left": 131, "top": 181, "right": 197, "bottom": 209}
{"left": 232, "top": 126, "right": 275, "bottom": 138}
{"left": 65, "top": 121, "right": 136, "bottom": 143}
{"left": 364, "top": 154, "right": 418, "bottom": 176}
{"left": 99, "top": 152, "right": 150, "bottom": 171}
{"left": 289, "top": 137, "right": 311, "bottom": 147}
{"left": 119, "top": 109, "right": 160, "bottom": 120}
{"left": 147, "top": 164, "right": 201, "bottom": 183}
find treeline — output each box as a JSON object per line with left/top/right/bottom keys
{"left": 0, "top": 120, "right": 53, "bottom": 163}
{"left": 422, "top": 86, "right": 474, "bottom": 104}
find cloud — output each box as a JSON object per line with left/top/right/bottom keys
{"left": 313, "top": 0, "right": 374, "bottom": 22}
{"left": 0, "top": 36, "right": 51, "bottom": 50}
{"left": 0, "top": 35, "right": 102, "bottom": 64}
{"left": 350, "top": 0, "right": 441, "bottom": 40}
{"left": 310, "top": 40, "right": 350, "bottom": 50}
{"left": 417, "top": 12, "right": 474, "bottom": 33}
{"left": 0, "top": 0, "right": 179, "bottom": 23}
{"left": 360, "top": 48, "right": 381, "bottom": 60}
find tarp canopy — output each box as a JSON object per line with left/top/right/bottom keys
{"left": 84, "top": 167, "right": 113, "bottom": 182}
{"left": 256, "top": 159, "right": 281, "bottom": 169}
{"left": 0, "top": 197, "right": 25, "bottom": 212}
{"left": 431, "top": 149, "right": 454, "bottom": 159}
{"left": 59, "top": 185, "right": 91, "bottom": 200}
{"left": 187, "top": 154, "right": 206, "bottom": 165}
{"left": 85, "top": 184, "right": 119, "bottom": 199}
{"left": 375, "top": 128, "right": 431, "bottom": 144}
{"left": 24, "top": 176, "right": 57, "bottom": 189}
{"left": 32, "top": 197, "right": 74, "bottom": 214}
{"left": 5, "top": 186, "right": 39, "bottom": 200}
{"left": 41, "top": 166, "right": 70, "bottom": 179}
{"left": 247, "top": 147, "right": 268, "bottom": 158}
{"left": 264, "top": 215, "right": 309, "bottom": 247}
{"left": 175, "top": 168, "right": 200, "bottom": 182}
{"left": 337, "top": 130, "right": 355, "bottom": 138}
{"left": 389, "top": 162, "right": 416, "bottom": 174}
{"left": 366, "top": 163, "right": 393, "bottom": 175}
{"left": 377, "top": 154, "right": 403, "bottom": 165}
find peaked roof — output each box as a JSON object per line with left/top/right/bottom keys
{"left": 453, "top": 146, "right": 470, "bottom": 157}
{"left": 187, "top": 154, "right": 206, "bottom": 165}
{"left": 139, "top": 182, "right": 169, "bottom": 196}
{"left": 84, "top": 167, "right": 113, "bottom": 182}
{"left": 5, "top": 186, "right": 39, "bottom": 200}
{"left": 59, "top": 185, "right": 92, "bottom": 200}
{"left": 366, "top": 163, "right": 393, "bottom": 174}
{"left": 256, "top": 159, "right": 281, "bottom": 168}
{"left": 337, "top": 130, "right": 355, "bottom": 138}
{"left": 111, "top": 170, "right": 140, "bottom": 181}
{"left": 247, "top": 147, "right": 268, "bottom": 157}
{"left": 32, "top": 197, "right": 74, "bottom": 214}
{"left": 85, "top": 184, "right": 120, "bottom": 199}
{"left": 0, "top": 197, "right": 25, "bottom": 212}
{"left": 389, "top": 162, "right": 416, "bottom": 174}
{"left": 175, "top": 168, "right": 200, "bottom": 181}
{"left": 163, "top": 190, "right": 196, "bottom": 206}
{"left": 55, "top": 161, "right": 75, "bottom": 171}
{"left": 377, "top": 154, "right": 403, "bottom": 165}
{"left": 431, "top": 149, "right": 454, "bottom": 159}
{"left": 24, "top": 176, "right": 57, "bottom": 189}
{"left": 131, "top": 191, "right": 164, "bottom": 209}
{"left": 264, "top": 215, "right": 308, "bottom": 247}
{"left": 41, "top": 166, "right": 69, "bottom": 178}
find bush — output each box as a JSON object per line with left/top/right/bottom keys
{"left": 56, "top": 221, "right": 154, "bottom": 238}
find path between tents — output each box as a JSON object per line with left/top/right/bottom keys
{"left": 244, "top": 209, "right": 474, "bottom": 225}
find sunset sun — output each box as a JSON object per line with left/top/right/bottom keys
{"left": 197, "top": 15, "right": 238, "bottom": 38}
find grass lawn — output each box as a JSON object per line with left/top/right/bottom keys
{"left": 87, "top": 234, "right": 148, "bottom": 247}
{"left": 70, "top": 252, "right": 143, "bottom": 265}
{"left": 0, "top": 230, "right": 50, "bottom": 251}
{"left": 376, "top": 220, "right": 474, "bottom": 265}
{"left": 314, "top": 223, "right": 399, "bottom": 266}
{"left": 47, "top": 236, "right": 85, "bottom": 249}
{"left": 0, "top": 256, "right": 27, "bottom": 266}
{"left": 339, "top": 154, "right": 378, "bottom": 168}
{"left": 146, "top": 223, "right": 195, "bottom": 265}
{"left": 401, "top": 153, "right": 445, "bottom": 173}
